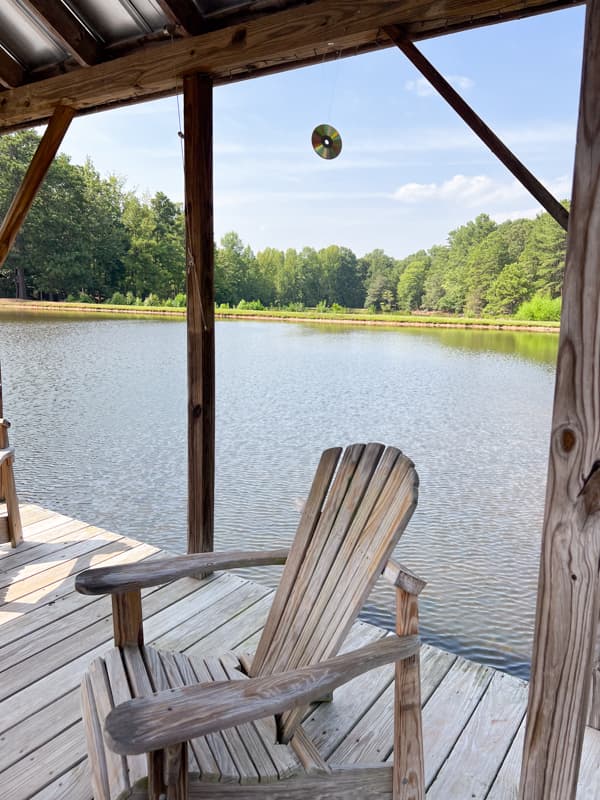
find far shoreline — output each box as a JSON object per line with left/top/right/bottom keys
{"left": 0, "top": 298, "right": 560, "bottom": 334}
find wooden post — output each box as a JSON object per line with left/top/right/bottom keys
{"left": 111, "top": 590, "right": 144, "bottom": 646}
{"left": 0, "top": 105, "right": 75, "bottom": 270}
{"left": 387, "top": 561, "right": 426, "bottom": 800}
{"left": 183, "top": 74, "right": 215, "bottom": 555}
{"left": 519, "top": 0, "right": 600, "bottom": 796}
{"left": 0, "top": 364, "right": 22, "bottom": 547}
{"left": 384, "top": 25, "right": 569, "bottom": 233}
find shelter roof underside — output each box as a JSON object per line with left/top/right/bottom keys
{"left": 0, "top": 0, "right": 583, "bottom": 132}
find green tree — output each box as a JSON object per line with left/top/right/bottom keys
{"left": 485, "top": 261, "right": 530, "bottom": 316}
{"left": 396, "top": 253, "right": 430, "bottom": 311}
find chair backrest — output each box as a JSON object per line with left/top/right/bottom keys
{"left": 249, "top": 443, "right": 418, "bottom": 739}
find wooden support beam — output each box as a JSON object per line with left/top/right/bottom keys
{"left": 393, "top": 588, "right": 424, "bottom": 799}
{"left": 384, "top": 25, "right": 569, "bottom": 232}
{"left": 0, "top": 104, "right": 74, "bottom": 270}
{"left": 519, "top": 0, "right": 600, "bottom": 796}
{"left": 156, "top": 0, "right": 206, "bottom": 36}
{"left": 184, "top": 74, "right": 215, "bottom": 556}
{"left": 0, "top": 48, "right": 25, "bottom": 89}
{"left": 20, "top": 1, "right": 100, "bottom": 66}
{"left": 0, "top": 0, "right": 576, "bottom": 134}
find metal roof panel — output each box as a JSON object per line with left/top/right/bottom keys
{"left": 0, "top": 0, "right": 67, "bottom": 69}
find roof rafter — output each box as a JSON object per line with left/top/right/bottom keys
{"left": 156, "top": 0, "right": 207, "bottom": 36}
{"left": 0, "top": 48, "right": 25, "bottom": 89}
{"left": 0, "top": 0, "right": 584, "bottom": 133}
{"left": 20, "top": 0, "right": 101, "bottom": 66}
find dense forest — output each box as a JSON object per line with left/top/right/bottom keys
{"left": 0, "top": 130, "right": 568, "bottom": 319}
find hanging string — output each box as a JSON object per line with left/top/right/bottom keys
{"left": 326, "top": 49, "right": 342, "bottom": 122}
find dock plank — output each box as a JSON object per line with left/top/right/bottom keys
{"left": 426, "top": 669, "right": 528, "bottom": 799}
{"left": 2, "top": 504, "right": 598, "bottom": 800}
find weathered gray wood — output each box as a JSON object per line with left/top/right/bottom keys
{"left": 76, "top": 548, "right": 289, "bottom": 594}
{"left": 128, "top": 765, "right": 395, "bottom": 799}
{"left": 382, "top": 560, "right": 426, "bottom": 595}
{"left": 393, "top": 589, "right": 424, "bottom": 799}
{"left": 332, "top": 646, "right": 455, "bottom": 765}
{"left": 427, "top": 670, "right": 528, "bottom": 799}
{"left": 105, "top": 636, "right": 419, "bottom": 755}
{"left": 111, "top": 589, "right": 144, "bottom": 646}
{"left": 519, "top": 0, "right": 600, "bottom": 796}
{"left": 251, "top": 447, "right": 342, "bottom": 675}
{"left": 184, "top": 72, "right": 215, "bottom": 558}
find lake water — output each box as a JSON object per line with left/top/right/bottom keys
{"left": 0, "top": 311, "right": 558, "bottom": 677}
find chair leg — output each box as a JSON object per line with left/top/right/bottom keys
{"left": 393, "top": 588, "right": 425, "bottom": 800}
{"left": 1, "top": 456, "right": 22, "bottom": 547}
{"left": 148, "top": 743, "right": 189, "bottom": 800}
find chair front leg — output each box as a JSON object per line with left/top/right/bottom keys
{"left": 112, "top": 589, "right": 144, "bottom": 647}
{"left": 392, "top": 576, "right": 425, "bottom": 799}
{"left": 148, "top": 743, "right": 188, "bottom": 800}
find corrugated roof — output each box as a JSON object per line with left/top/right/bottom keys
{"left": 0, "top": 0, "right": 583, "bottom": 133}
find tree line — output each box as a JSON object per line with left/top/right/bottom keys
{"left": 0, "top": 130, "right": 567, "bottom": 318}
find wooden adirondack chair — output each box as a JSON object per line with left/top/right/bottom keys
{"left": 76, "top": 443, "right": 426, "bottom": 800}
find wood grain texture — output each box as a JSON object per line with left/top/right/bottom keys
{"left": 0, "top": 105, "right": 75, "bottom": 268}
{"left": 251, "top": 447, "right": 341, "bottom": 676}
{"left": 382, "top": 559, "right": 426, "bottom": 595}
{"left": 105, "top": 636, "right": 418, "bottom": 755}
{"left": 393, "top": 589, "right": 424, "bottom": 799}
{"left": 76, "top": 548, "right": 288, "bottom": 594}
{"left": 385, "top": 26, "right": 569, "bottom": 232}
{"left": 184, "top": 73, "right": 215, "bottom": 557}
{"left": 519, "top": 0, "right": 600, "bottom": 796}
{"left": 0, "top": 0, "right": 578, "bottom": 133}
{"left": 111, "top": 589, "right": 144, "bottom": 646}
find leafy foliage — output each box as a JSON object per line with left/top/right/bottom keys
{"left": 0, "top": 131, "right": 569, "bottom": 321}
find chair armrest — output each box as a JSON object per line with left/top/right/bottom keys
{"left": 0, "top": 418, "right": 10, "bottom": 428}
{"left": 105, "top": 635, "right": 419, "bottom": 755}
{"left": 382, "top": 559, "right": 426, "bottom": 595}
{"left": 75, "top": 548, "right": 289, "bottom": 595}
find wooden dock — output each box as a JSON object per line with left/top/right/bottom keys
{"left": 1, "top": 504, "right": 598, "bottom": 799}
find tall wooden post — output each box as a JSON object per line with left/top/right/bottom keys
{"left": 519, "top": 0, "right": 600, "bottom": 796}
{"left": 183, "top": 74, "right": 215, "bottom": 555}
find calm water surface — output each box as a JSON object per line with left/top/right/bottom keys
{"left": 0, "top": 312, "right": 558, "bottom": 677}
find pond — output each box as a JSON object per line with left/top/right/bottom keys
{"left": 0, "top": 311, "right": 558, "bottom": 678}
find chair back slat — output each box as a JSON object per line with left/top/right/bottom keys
{"left": 250, "top": 444, "right": 418, "bottom": 735}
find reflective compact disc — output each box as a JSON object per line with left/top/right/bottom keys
{"left": 311, "top": 124, "right": 342, "bottom": 159}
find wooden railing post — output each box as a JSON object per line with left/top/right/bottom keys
{"left": 385, "top": 560, "right": 426, "bottom": 800}
{"left": 183, "top": 74, "right": 215, "bottom": 557}
{"left": 519, "top": 0, "right": 600, "bottom": 796}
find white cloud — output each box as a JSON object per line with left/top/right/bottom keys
{"left": 404, "top": 75, "right": 474, "bottom": 97}
{"left": 392, "top": 173, "right": 571, "bottom": 208}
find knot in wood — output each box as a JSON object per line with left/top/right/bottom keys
{"left": 561, "top": 427, "right": 576, "bottom": 453}
{"left": 232, "top": 27, "right": 247, "bottom": 46}
{"left": 192, "top": 404, "right": 203, "bottom": 418}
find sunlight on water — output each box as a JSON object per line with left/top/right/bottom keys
{"left": 0, "top": 312, "right": 558, "bottom": 677}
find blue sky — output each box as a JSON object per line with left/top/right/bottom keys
{"left": 58, "top": 6, "right": 585, "bottom": 259}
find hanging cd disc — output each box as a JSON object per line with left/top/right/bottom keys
{"left": 311, "top": 124, "right": 342, "bottom": 160}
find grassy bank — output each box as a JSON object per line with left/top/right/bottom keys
{"left": 0, "top": 298, "right": 561, "bottom": 332}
